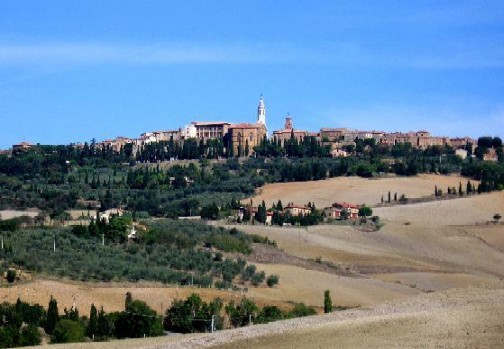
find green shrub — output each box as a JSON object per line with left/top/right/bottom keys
{"left": 288, "top": 303, "right": 317, "bottom": 318}
{"left": 19, "top": 325, "right": 42, "bottom": 346}
{"left": 256, "top": 305, "right": 283, "bottom": 324}
{"left": 6, "top": 269, "right": 16, "bottom": 283}
{"left": 51, "top": 319, "right": 85, "bottom": 343}
{"left": 266, "top": 274, "right": 279, "bottom": 287}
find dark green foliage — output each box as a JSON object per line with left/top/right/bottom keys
{"left": 478, "top": 136, "right": 494, "bottom": 148}
{"left": 18, "top": 325, "right": 42, "bottom": 346}
{"left": 266, "top": 274, "right": 279, "bottom": 287}
{"left": 288, "top": 303, "right": 317, "bottom": 317}
{"left": 241, "top": 264, "right": 256, "bottom": 282}
{"left": 255, "top": 201, "right": 267, "bottom": 224}
{"left": 200, "top": 203, "right": 220, "bottom": 220}
{"left": 0, "top": 138, "right": 490, "bottom": 221}
{"left": 493, "top": 213, "right": 502, "bottom": 223}
{"left": 324, "top": 290, "right": 332, "bottom": 313}
{"left": 225, "top": 298, "right": 258, "bottom": 328}
{"left": 0, "top": 299, "right": 44, "bottom": 347}
{"left": 51, "top": 319, "right": 85, "bottom": 343}
{"left": 6, "top": 269, "right": 16, "bottom": 283}
{"left": 72, "top": 215, "right": 131, "bottom": 243}
{"left": 164, "top": 293, "right": 223, "bottom": 333}
{"left": 0, "top": 325, "right": 18, "bottom": 348}
{"left": 45, "top": 296, "right": 59, "bottom": 335}
{"left": 15, "top": 298, "right": 46, "bottom": 327}
{"left": 256, "top": 306, "right": 283, "bottom": 324}
{"left": 462, "top": 161, "right": 504, "bottom": 192}
{"left": 1, "top": 220, "right": 268, "bottom": 288}
{"left": 86, "top": 304, "right": 98, "bottom": 339}
{"left": 142, "top": 220, "right": 254, "bottom": 254}
{"left": 62, "top": 306, "right": 79, "bottom": 322}
{"left": 251, "top": 271, "right": 266, "bottom": 286}
{"left": 114, "top": 297, "right": 163, "bottom": 339}
{"left": 95, "top": 306, "right": 112, "bottom": 340}
{"left": 358, "top": 206, "right": 373, "bottom": 217}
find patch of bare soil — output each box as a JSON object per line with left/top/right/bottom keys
{"left": 248, "top": 243, "right": 353, "bottom": 276}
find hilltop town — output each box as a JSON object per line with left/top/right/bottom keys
{"left": 11, "top": 96, "right": 487, "bottom": 161}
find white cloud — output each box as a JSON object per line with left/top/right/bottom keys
{"left": 0, "top": 41, "right": 309, "bottom": 66}
{"left": 0, "top": 38, "right": 502, "bottom": 69}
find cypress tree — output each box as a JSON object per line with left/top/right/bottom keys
{"left": 96, "top": 306, "right": 110, "bottom": 339}
{"left": 125, "top": 292, "right": 133, "bottom": 310}
{"left": 45, "top": 295, "right": 60, "bottom": 335}
{"left": 324, "top": 290, "right": 332, "bottom": 313}
{"left": 87, "top": 304, "right": 98, "bottom": 339}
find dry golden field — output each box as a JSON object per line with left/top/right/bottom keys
{"left": 0, "top": 209, "right": 40, "bottom": 220}
{"left": 247, "top": 173, "right": 473, "bottom": 208}
{"left": 0, "top": 280, "right": 244, "bottom": 316}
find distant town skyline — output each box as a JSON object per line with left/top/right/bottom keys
{"left": 1, "top": 1, "right": 503, "bottom": 149}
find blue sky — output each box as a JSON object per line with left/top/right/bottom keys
{"left": 0, "top": 0, "right": 503, "bottom": 148}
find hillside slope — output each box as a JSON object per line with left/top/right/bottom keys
{"left": 49, "top": 283, "right": 504, "bottom": 349}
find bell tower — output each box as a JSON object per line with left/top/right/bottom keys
{"left": 257, "top": 95, "right": 266, "bottom": 126}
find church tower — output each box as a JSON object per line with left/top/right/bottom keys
{"left": 257, "top": 95, "right": 266, "bottom": 126}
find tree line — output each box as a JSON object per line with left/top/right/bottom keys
{"left": 1, "top": 136, "right": 503, "bottom": 220}
{"left": 1, "top": 289, "right": 345, "bottom": 346}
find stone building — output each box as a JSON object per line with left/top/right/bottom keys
{"left": 272, "top": 115, "right": 308, "bottom": 143}
{"left": 228, "top": 96, "right": 268, "bottom": 155}
{"left": 228, "top": 123, "right": 266, "bottom": 156}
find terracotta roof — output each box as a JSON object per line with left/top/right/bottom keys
{"left": 332, "top": 202, "right": 360, "bottom": 209}
{"left": 285, "top": 204, "right": 311, "bottom": 210}
{"left": 273, "top": 129, "right": 307, "bottom": 134}
{"left": 320, "top": 128, "right": 347, "bottom": 132}
{"left": 192, "top": 121, "right": 231, "bottom": 126}
{"left": 229, "top": 123, "right": 261, "bottom": 129}
{"left": 153, "top": 130, "right": 179, "bottom": 134}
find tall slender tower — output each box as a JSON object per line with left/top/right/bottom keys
{"left": 257, "top": 95, "right": 266, "bottom": 126}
